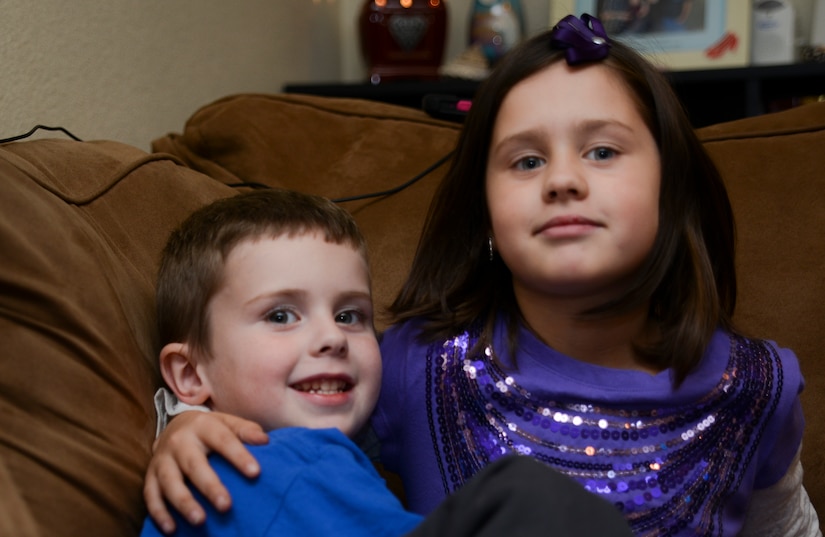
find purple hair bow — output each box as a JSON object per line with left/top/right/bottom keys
{"left": 551, "top": 13, "right": 610, "bottom": 65}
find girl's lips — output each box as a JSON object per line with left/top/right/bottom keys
{"left": 535, "top": 215, "right": 602, "bottom": 237}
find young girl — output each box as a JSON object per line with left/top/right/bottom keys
{"left": 144, "top": 14, "right": 820, "bottom": 536}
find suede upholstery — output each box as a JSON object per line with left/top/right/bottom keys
{"left": 0, "top": 140, "right": 235, "bottom": 536}
{"left": 698, "top": 106, "right": 825, "bottom": 516}
{"left": 151, "top": 94, "right": 462, "bottom": 329}
{"left": 0, "top": 94, "right": 821, "bottom": 536}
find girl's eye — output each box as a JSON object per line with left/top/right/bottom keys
{"left": 336, "top": 309, "right": 365, "bottom": 326}
{"left": 267, "top": 309, "right": 298, "bottom": 324}
{"left": 514, "top": 156, "right": 545, "bottom": 171}
{"left": 586, "top": 147, "right": 616, "bottom": 161}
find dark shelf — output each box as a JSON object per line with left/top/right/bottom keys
{"left": 664, "top": 62, "right": 825, "bottom": 127}
{"left": 284, "top": 78, "right": 479, "bottom": 111}
{"left": 285, "top": 62, "right": 825, "bottom": 128}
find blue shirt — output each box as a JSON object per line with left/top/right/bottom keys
{"left": 140, "top": 427, "right": 422, "bottom": 537}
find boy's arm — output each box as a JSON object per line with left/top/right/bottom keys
{"left": 144, "top": 409, "right": 268, "bottom": 534}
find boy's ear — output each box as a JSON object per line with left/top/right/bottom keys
{"left": 159, "top": 342, "right": 212, "bottom": 406}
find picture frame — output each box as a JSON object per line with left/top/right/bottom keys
{"left": 549, "top": 0, "right": 751, "bottom": 71}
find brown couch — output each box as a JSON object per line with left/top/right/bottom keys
{"left": 1, "top": 94, "right": 822, "bottom": 536}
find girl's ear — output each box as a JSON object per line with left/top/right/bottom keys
{"left": 159, "top": 342, "right": 212, "bottom": 406}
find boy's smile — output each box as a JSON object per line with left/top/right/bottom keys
{"left": 196, "top": 233, "right": 381, "bottom": 437}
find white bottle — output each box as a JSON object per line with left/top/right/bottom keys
{"left": 752, "top": 0, "right": 796, "bottom": 65}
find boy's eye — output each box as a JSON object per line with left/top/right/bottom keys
{"left": 586, "top": 147, "right": 616, "bottom": 161}
{"left": 336, "top": 309, "right": 364, "bottom": 326}
{"left": 514, "top": 156, "right": 545, "bottom": 171}
{"left": 267, "top": 309, "right": 298, "bottom": 324}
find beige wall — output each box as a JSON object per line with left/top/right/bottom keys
{"left": 0, "top": 0, "right": 341, "bottom": 150}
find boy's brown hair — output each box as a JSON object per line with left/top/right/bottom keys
{"left": 156, "top": 188, "right": 368, "bottom": 356}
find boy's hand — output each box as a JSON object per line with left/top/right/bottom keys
{"left": 143, "top": 411, "right": 268, "bottom": 534}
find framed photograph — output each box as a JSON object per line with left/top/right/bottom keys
{"left": 549, "top": 0, "right": 751, "bottom": 71}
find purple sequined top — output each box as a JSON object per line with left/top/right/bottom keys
{"left": 372, "top": 317, "right": 805, "bottom": 536}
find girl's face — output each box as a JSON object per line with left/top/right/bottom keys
{"left": 485, "top": 61, "right": 660, "bottom": 310}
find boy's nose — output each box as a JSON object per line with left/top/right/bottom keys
{"left": 313, "top": 323, "right": 348, "bottom": 358}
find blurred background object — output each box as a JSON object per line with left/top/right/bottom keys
{"left": 468, "top": 0, "right": 525, "bottom": 64}
{"left": 752, "top": 0, "right": 796, "bottom": 65}
{"left": 359, "top": 0, "right": 448, "bottom": 83}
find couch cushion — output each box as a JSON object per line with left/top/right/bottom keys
{"left": 0, "top": 455, "right": 39, "bottom": 537}
{"left": 697, "top": 102, "right": 825, "bottom": 514}
{"left": 0, "top": 139, "right": 234, "bottom": 537}
{"left": 152, "top": 93, "right": 462, "bottom": 328}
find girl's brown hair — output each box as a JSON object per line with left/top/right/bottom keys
{"left": 389, "top": 30, "right": 736, "bottom": 384}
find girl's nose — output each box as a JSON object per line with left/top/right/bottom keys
{"left": 543, "top": 159, "right": 588, "bottom": 202}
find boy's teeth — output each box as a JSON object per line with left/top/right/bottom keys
{"left": 295, "top": 379, "right": 349, "bottom": 394}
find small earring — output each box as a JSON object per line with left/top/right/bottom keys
{"left": 488, "top": 236, "right": 494, "bottom": 261}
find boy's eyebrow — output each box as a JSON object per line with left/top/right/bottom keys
{"left": 332, "top": 290, "right": 375, "bottom": 310}
{"left": 338, "top": 289, "right": 373, "bottom": 300}
{"left": 245, "top": 288, "right": 373, "bottom": 307}
{"left": 243, "top": 288, "right": 306, "bottom": 308}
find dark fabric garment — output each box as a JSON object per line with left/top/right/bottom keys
{"left": 407, "top": 456, "right": 634, "bottom": 537}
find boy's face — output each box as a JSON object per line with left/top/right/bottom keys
{"left": 197, "top": 233, "right": 380, "bottom": 437}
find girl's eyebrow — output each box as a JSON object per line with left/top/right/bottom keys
{"left": 492, "top": 118, "right": 635, "bottom": 153}
{"left": 576, "top": 118, "right": 635, "bottom": 136}
{"left": 490, "top": 128, "right": 546, "bottom": 154}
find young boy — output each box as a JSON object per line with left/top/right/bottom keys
{"left": 140, "top": 189, "right": 634, "bottom": 537}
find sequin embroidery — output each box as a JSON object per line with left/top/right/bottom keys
{"left": 425, "top": 328, "right": 782, "bottom": 536}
